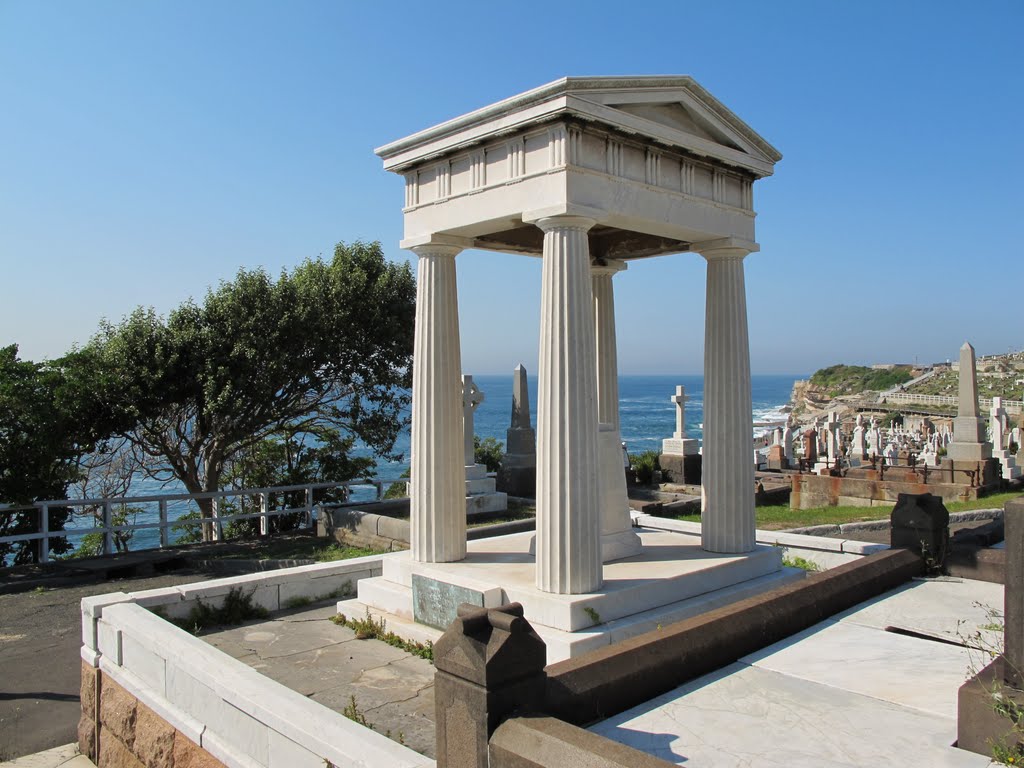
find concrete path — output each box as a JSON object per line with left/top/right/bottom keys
{"left": 203, "top": 605, "right": 436, "bottom": 758}
{"left": 0, "top": 743, "right": 93, "bottom": 767}
{"left": 590, "top": 577, "right": 1002, "bottom": 767}
{"left": 0, "top": 569, "right": 223, "bottom": 761}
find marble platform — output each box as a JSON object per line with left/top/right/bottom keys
{"left": 590, "top": 576, "right": 1001, "bottom": 767}
{"left": 339, "top": 528, "right": 797, "bottom": 662}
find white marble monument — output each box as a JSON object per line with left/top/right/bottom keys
{"left": 462, "top": 374, "right": 509, "bottom": 513}
{"left": 344, "top": 76, "right": 784, "bottom": 659}
{"left": 990, "top": 396, "right": 1021, "bottom": 480}
{"left": 663, "top": 385, "right": 700, "bottom": 456}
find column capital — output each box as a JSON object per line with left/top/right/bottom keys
{"left": 401, "top": 233, "right": 473, "bottom": 256}
{"left": 530, "top": 215, "right": 596, "bottom": 234}
{"left": 523, "top": 203, "right": 605, "bottom": 229}
{"left": 591, "top": 258, "right": 627, "bottom": 276}
{"left": 690, "top": 237, "right": 759, "bottom": 260}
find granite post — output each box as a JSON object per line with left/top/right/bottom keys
{"left": 433, "top": 603, "right": 546, "bottom": 768}
{"left": 958, "top": 498, "right": 1024, "bottom": 756}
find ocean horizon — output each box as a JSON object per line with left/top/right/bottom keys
{"left": 58, "top": 373, "right": 805, "bottom": 552}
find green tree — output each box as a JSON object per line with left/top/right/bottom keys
{"left": 0, "top": 345, "right": 130, "bottom": 563}
{"left": 85, "top": 241, "right": 415, "bottom": 540}
{"left": 221, "top": 426, "right": 375, "bottom": 537}
{"left": 473, "top": 436, "right": 504, "bottom": 473}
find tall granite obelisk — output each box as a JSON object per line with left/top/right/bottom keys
{"left": 496, "top": 364, "right": 536, "bottom": 498}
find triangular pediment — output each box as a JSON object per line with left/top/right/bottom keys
{"left": 613, "top": 102, "right": 743, "bottom": 151}
{"left": 377, "top": 76, "right": 781, "bottom": 178}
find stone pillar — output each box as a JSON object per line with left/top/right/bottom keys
{"left": 948, "top": 341, "right": 993, "bottom": 462}
{"left": 592, "top": 259, "right": 642, "bottom": 562}
{"left": 694, "top": 238, "right": 757, "bottom": 554}
{"left": 433, "top": 603, "right": 546, "bottom": 768}
{"left": 532, "top": 215, "right": 603, "bottom": 593}
{"left": 409, "top": 243, "right": 466, "bottom": 563}
{"left": 1004, "top": 498, "right": 1024, "bottom": 689}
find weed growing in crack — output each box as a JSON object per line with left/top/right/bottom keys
{"left": 331, "top": 610, "right": 433, "bottom": 661}
{"left": 167, "top": 587, "right": 269, "bottom": 634}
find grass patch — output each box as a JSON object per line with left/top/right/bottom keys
{"left": 217, "top": 536, "right": 382, "bottom": 562}
{"left": 331, "top": 609, "right": 433, "bottom": 661}
{"left": 947, "top": 491, "right": 1024, "bottom": 513}
{"left": 669, "top": 490, "right": 1023, "bottom": 531}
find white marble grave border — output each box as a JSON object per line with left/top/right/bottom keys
{"left": 81, "top": 554, "right": 435, "bottom": 768}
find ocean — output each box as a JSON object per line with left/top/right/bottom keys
{"left": 58, "top": 374, "right": 802, "bottom": 553}
{"left": 374, "top": 373, "right": 801, "bottom": 478}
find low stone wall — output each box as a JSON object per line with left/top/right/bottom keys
{"left": 790, "top": 471, "right": 981, "bottom": 509}
{"left": 320, "top": 504, "right": 411, "bottom": 551}
{"left": 80, "top": 555, "right": 433, "bottom": 768}
{"left": 80, "top": 661, "right": 224, "bottom": 768}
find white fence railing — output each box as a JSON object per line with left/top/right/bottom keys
{"left": 880, "top": 392, "right": 1023, "bottom": 413}
{"left": 0, "top": 478, "right": 401, "bottom": 565}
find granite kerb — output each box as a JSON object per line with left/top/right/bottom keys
{"left": 81, "top": 572, "right": 434, "bottom": 768}
{"left": 542, "top": 548, "right": 925, "bottom": 727}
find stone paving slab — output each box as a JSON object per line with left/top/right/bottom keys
{"left": 590, "top": 578, "right": 997, "bottom": 767}
{"left": 591, "top": 663, "right": 989, "bottom": 767}
{"left": 833, "top": 576, "right": 1003, "bottom": 647}
{"left": 0, "top": 743, "right": 91, "bottom": 768}
{"left": 203, "top": 604, "right": 436, "bottom": 759}
{"left": 742, "top": 620, "right": 974, "bottom": 719}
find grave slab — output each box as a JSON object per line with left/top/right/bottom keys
{"left": 741, "top": 619, "right": 974, "bottom": 719}
{"left": 590, "top": 663, "right": 989, "bottom": 767}
{"left": 833, "top": 577, "right": 1004, "bottom": 647}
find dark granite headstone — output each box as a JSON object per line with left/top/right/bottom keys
{"left": 890, "top": 492, "right": 949, "bottom": 566}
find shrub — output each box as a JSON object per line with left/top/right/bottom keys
{"left": 631, "top": 450, "right": 662, "bottom": 485}
{"left": 474, "top": 436, "right": 504, "bottom": 473}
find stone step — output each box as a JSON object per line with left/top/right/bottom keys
{"left": 341, "top": 566, "right": 804, "bottom": 663}
{"left": 353, "top": 576, "right": 414, "bottom": 620}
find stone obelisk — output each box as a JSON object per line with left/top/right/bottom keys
{"left": 947, "top": 342, "right": 993, "bottom": 462}
{"left": 496, "top": 364, "right": 537, "bottom": 498}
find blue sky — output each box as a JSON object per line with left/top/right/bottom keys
{"left": 1, "top": 1, "right": 1021, "bottom": 375}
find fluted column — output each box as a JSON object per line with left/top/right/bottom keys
{"left": 533, "top": 216, "right": 602, "bottom": 594}
{"left": 694, "top": 238, "right": 757, "bottom": 554}
{"left": 593, "top": 260, "right": 642, "bottom": 561}
{"left": 409, "top": 243, "right": 466, "bottom": 563}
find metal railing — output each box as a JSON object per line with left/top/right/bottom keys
{"left": 880, "top": 392, "right": 1023, "bottom": 412}
{"left": 0, "top": 477, "right": 402, "bottom": 564}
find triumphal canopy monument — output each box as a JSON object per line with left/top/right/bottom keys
{"left": 350, "top": 77, "right": 782, "bottom": 657}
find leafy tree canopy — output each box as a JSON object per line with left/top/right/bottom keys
{"left": 81, "top": 241, "right": 416, "bottom": 538}
{"left": 0, "top": 344, "right": 133, "bottom": 562}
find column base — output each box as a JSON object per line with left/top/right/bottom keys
{"left": 602, "top": 529, "right": 643, "bottom": 562}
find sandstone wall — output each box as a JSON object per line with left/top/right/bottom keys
{"left": 80, "top": 662, "right": 224, "bottom": 768}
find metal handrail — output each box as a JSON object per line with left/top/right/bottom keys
{"left": 0, "top": 477, "right": 405, "bottom": 564}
